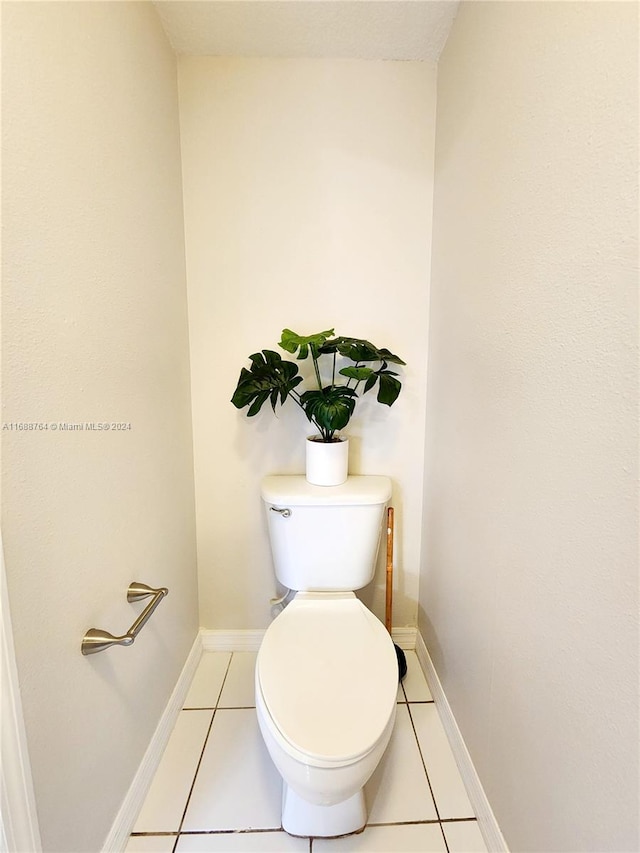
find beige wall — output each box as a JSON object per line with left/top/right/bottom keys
{"left": 5, "top": 3, "right": 636, "bottom": 850}
{"left": 1, "top": 3, "right": 198, "bottom": 850}
{"left": 421, "top": 2, "right": 639, "bottom": 851}
{"left": 179, "top": 57, "right": 436, "bottom": 630}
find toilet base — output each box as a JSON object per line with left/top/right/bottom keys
{"left": 282, "top": 784, "right": 366, "bottom": 838}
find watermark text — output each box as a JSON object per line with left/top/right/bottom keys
{"left": 2, "top": 422, "right": 132, "bottom": 432}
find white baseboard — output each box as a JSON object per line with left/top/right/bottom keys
{"left": 415, "top": 632, "right": 509, "bottom": 853}
{"left": 102, "top": 635, "right": 202, "bottom": 852}
{"left": 391, "top": 626, "right": 417, "bottom": 650}
{"left": 201, "top": 629, "right": 265, "bottom": 652}
{"left": 201, "top": 626, "right": 417, "bottom": 653}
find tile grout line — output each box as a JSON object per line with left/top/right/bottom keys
{"left": 404, "top": 652, "right": 478, "bottom": 851}
{"left": 177, "top": 828, "right": 292, "bottom": 836}
{"left": 170, "top": 653, "right": 236, "bottom": 853}
{"left": 440, "top": 817, "right": 482, "bottom": 824}
{"left": 129, "top": 818, "right": 482, "bottom": 842}
{"left": 132, "top": 653, "right": 464, "bottom": 850}
{"left": 169, "top": 710, "right": 216, "bottom": 853}
{"left": 440, "top": 821, "right": 452, "bottom": 853}
{"left": 405, "top": 701, "right": 444, "bottom": 823}
{"left": 129, "top": 831, "right": 177, "bottom": 838}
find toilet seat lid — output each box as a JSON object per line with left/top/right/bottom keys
{"left": 257, "top": 593, "right": 398, "bottom": 764}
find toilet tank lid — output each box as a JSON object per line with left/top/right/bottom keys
{"left": 261, "top": 475, "right": 391, "bottom": 506}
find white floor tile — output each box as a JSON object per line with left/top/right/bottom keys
{"left": 401, "top": 650, "right": 433, "bottom": 702}
{"left": 442, "top": 820, "right": 488, "bottom": 853}
{"left": 134, "top": 710, "right": 213, "bottom": 833}
{"left": 129, "top": 649, "right": 496, "bottom": 853}
{"left": 181, "top": 708, "right": 282, "bottom": 832}
{"left": 218, "top": 652, "right": 257, "bottom": 708}
{"left": 410, "top": 704, "right": 475, "bottom": 819}
{"left": 313, "top": 822, "right": 447, "bottom": 852}
{"left": 177, "top": 830, "right": 308, "bottom": 851}
{"left": 125, "top": 836, "right": 176, "bottom": 853}
{"left": 184, "top": 653, "right": 232, "bottom": 709}
{"left": 366, "top": 704, "right": 438, "bottom": 824}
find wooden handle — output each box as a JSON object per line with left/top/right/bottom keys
{"left": 385, "top": 506, "right": 394, "bottom": 634}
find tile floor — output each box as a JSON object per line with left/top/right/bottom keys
{"left": 126, "top": 651, "right": 488, "bottom": 853}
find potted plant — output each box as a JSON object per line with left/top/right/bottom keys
{"left": 231, "top": 328, "right": 406, "bottom": 485}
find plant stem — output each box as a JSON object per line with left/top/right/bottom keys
{"left": 312, "top": 352, "right": 323, "bottom": 391}
{"left": 291, "top": 390, "right": 323, "bottom": 437}
{"left": 346, "top": 361, "right": 362, "bottom": 390}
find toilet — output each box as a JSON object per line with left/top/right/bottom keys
{"left": 255, "top": 475, "right": 398, "bottom": 838}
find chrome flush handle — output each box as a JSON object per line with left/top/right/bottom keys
{"left": 270, "top": 506, "right": 292, "bottom": 518}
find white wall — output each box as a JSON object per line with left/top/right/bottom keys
{"left": 179, "top": 58, "right": 436, "bottom": 630}
{"left": 421, "top": 2, "right": 638, "bottom": 851}
{"left": 1, "top": 3, "right": 198, "bottom": 850}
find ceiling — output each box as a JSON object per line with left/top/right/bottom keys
{"left": 153, "top": 1, "right": 460, "bottom": 61}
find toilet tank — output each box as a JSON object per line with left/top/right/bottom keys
{"left": 261, "top": 475, "right": 392, "bottom": 591}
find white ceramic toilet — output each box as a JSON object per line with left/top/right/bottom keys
{"left": 255, "top": 475, "right": 398, "bottom": 838}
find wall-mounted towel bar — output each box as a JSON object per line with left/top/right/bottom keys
{"left": 81, "top": 582, "right": 168, "bottom": 656}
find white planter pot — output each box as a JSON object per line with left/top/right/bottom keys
{"left": 305, "top": 436, "right": 349, "bottom": 486}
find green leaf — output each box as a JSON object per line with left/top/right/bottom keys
{"left": 231, "top": 350, "right": 302, "bottom": 416}
{"left": 377, "top": 372, "right": 402, "bottom": 406}
{"left": 338, "top": 366, "right": 374, "bottom": 382}
{"left": 374, "top": 347, "right": 406, "bottom": 366}
{"left": 359, "top": 363, "right": 402, "bottom": 405}
{"left": 322, "top": 336, "right": 405, "bottom": 365}
{"left": 279, "top": 328, "right": 335, "bottom": 360}
{"left": 325, "top": 337, "right": 379, "bottom": 362}
{"left": 247, "top": 390, "right": 270, "bottom": 417}
{"left": 363, "top": 372, "right": 378, "bottom": 394}
{"left": 300, "top": 387, "right": 357, "bottom": 439}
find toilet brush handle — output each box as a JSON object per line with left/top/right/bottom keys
{"left": 385, "top": 507, "right": 394, "bottom": 635}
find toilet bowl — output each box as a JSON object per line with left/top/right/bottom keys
{"left": 255, "top": 591, "right": 398, "bottom": 837}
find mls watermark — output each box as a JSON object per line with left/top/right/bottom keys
{"left": 2, "top": 422, "right": 133, "bottom": 432}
